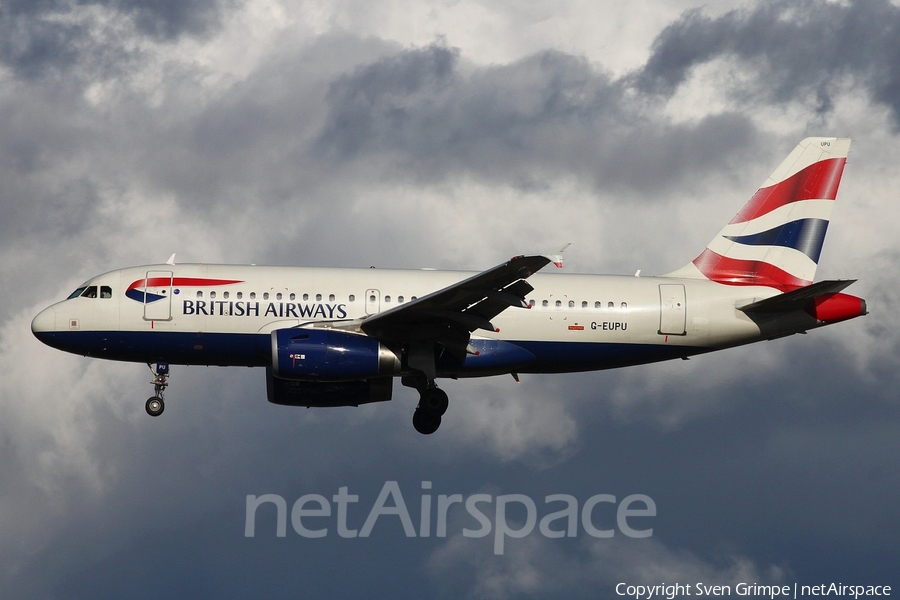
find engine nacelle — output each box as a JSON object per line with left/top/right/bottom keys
{"left": 266, "top": 369, "right": 393, "bottom": 407}
{"left": 270, "top": 328, "right": 400, "bottom": 381}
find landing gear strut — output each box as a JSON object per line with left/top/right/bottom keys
{"left": 145, "top": 362, "right": 169, "bottom": 417}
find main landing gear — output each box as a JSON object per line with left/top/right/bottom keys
{"left": 411, "top": 385, "right": 449, "bottom": 435}
{"left": 404, "top": 343, "right": 451, "bottom": 435}
{"left": 145, "top": 362, "right": 169, "bottom": 417}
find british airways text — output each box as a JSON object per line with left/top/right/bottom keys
{"left": 182, "top": 300, "right": 348, "bottom": 319}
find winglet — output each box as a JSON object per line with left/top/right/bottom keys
{"left": 549, "top": 243, "right": 572, "bottom": 268}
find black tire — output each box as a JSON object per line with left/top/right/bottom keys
{"left": 412, "top": 408, "right": 441, "bottom": 435}
{"left": 145, "top": 396, "right": 165, "bottom": 417}
{"left": 421, "top": 388, "right": 449, "bottom": 417}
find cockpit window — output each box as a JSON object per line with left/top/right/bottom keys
{"left": 100, "top": 286, "right": 112, "bottom": 298}
{"left": 81, "top": 286, "right": 98, "bottom": 298}
{"left": 67, "top": 287, "right": 87, "bottom": 300}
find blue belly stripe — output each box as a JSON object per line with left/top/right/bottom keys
{"left": 34, "top": 330, "right": 712, "bottom": 373}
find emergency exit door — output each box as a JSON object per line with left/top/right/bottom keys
{"left": 143, "top": 270, "right": 173, "bottom": 321}
{"left": 658, "top": 284, "right": 686, "bottom": 336}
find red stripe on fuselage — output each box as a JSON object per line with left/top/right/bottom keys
{"left": 127, "top": 277, "right": 243, "bottom": 291}
{"left": 730, "top": 157, "right": 846, "bottom": 224}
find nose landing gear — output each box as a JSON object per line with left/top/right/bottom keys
{"left": 145, "top": 362, "right": 169, "bottom": 416}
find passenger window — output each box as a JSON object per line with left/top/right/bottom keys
{"left": 223, "top": 291, "right": 230, "bottom": 299}
{"left": 568, "top": 300, "right": 575, "bottom": 308}
{"left": 197, "top": 291, "right": 203, "bottom": 298}
{"left": 542, "top": 300, "right": 548, "bottom": 307}
{"left": 100, "top": 286, "right": 112, "bottom": 299}
{"left": 276, "top": 293, "right": 283, "bottom": 300}
{"left": 529, "top": 299, "right": 536, "bottom": 307}
{"left": 250, "top": 292, "right": 256, "bottom": 300}
{"left": 263, "top": 292, "right": 269, "bottom": 300}
{"left": 316, "top": 294, "right": 322, "bottom": 301}
{"left": 81, "top": 286, "right": 98, "bottom": 298}
{"left": 595, "top": 301, "right": 601, "bottom": 308}
{"left": 210, "top": 291, "right": 216, "bottom": 299}
{"left": 621, "top": 302, "right": 628, "bottom": 309}
{"left": 303, "top": 293, "right": 309, "bottom": 301}
{"left": 582, "top": 301, "right": 588, "bottom": 308}
{"left": 289, "top": 293, "right": 295, "bottom": 301}
{"left": 349, "top": 295, "right": 355, "bottom": 302}
{"left": 608, "top": 302, "right": 614, "bottom": 309}
{"left": 329, "top": 294, "right": 335, "bottom": 302}
{"left": 237, "top": 292, "right": 243, "bottom": 300}
{"left": 385, "top": 296, "right": 391, "bottom": 303}
{"left": 369, "top": 295, "right": 376, "bottom": 303}
{"left": 555, "top": 300, "right": 562, "bottom": 307}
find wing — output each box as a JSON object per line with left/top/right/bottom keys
{"left": 359, "top": 255, "right": 551, "bottom": 376}
{"left": 361, "top": 254, "right": 550, "bottom": 339}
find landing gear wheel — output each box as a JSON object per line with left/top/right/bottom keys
{"left": 145, "top": 362, "right": 170, "bottom": 417}
{"left": 145, "top": 396, "right": 165, "bottom": 417}
{"left": 421, "top": 387, "right": 449, "bottom": 416}
{"left": 412, "top": 408, "right": 441, "bottom": 435}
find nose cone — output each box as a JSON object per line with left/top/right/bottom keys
{"left": 31, "top": 306, "right": 58, "bottom": 342}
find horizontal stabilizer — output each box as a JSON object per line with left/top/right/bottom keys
{"left": 737, "top": 280, "right": 856, "bottom": 313}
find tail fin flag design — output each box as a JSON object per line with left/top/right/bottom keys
{"left": 667, "top": 137, "right": 851, "bottom": 288}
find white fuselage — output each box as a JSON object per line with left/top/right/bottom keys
{"left": 32, "top": 263, "right": 820, "bottom": 374}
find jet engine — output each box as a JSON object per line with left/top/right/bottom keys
{"left": 270, "top": 328, "right": 400, "bottom": 381}
{"left": 266, "top": 328, "right": 400, "bottom": 407}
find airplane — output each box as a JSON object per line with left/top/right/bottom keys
{"left": 31, "top": 137, "right": 867, "bottom": 434}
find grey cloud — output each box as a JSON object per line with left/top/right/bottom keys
{"left": 636, "top": 0, "right": 900, "bottom": 126}
{"left": 0, "top": 0, "right": 235, "bottom": 80}
{"left": 316, "top": 44, "right": 758, "bottom": 194}
{"left": 428, "top": 534, "right": 787, "bottom": 599}
{"left": 114, "top": 0, "right": 237, "bottom": 40}
{"left": 0, "top": 7, "right": 88, "bottom": 80}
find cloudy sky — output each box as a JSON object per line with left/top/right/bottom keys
{"left": 2, "top": 0, "right": 899, "bottom": 597}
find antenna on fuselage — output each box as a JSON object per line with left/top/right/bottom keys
{"left": 166, "top": 253, "right": 176, "bottom": 265}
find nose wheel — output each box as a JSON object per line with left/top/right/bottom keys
{"left": 145, "top": 362, "right": 169, "bottom": 417}
{"left": 146, "top": 396, "right": 165, "bottom": 416}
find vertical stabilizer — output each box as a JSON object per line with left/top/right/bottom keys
{"left": 666, "top": 137, "right": 851, "bottom": 288}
